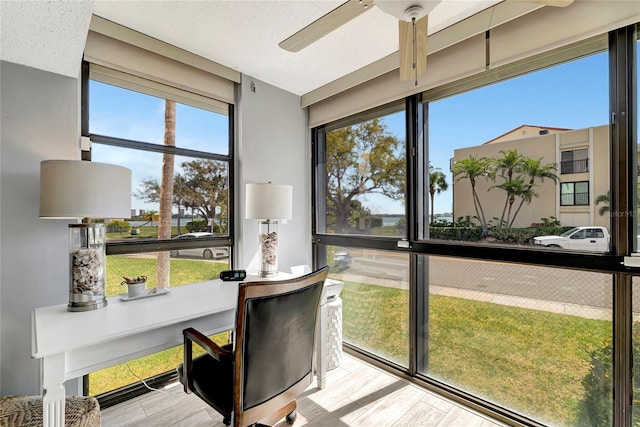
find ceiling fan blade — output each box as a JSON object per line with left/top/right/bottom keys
{"left": 399, "top": 15, "right": 427, "bottom": 82}
{"left": 279, "top": 0, "right": 374, "bottom": 52}
{"left": 508, "top": 0, "right": 575, "bottom": 7}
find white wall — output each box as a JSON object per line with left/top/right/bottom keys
{"left": 236, "top": 76, "right": 312, "bottom": 273}
{"left": 0, "top": 61, "right": 80, "bottom": 394}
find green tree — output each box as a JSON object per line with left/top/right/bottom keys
{"left": 492, "top": 149, "right": 525, "bottom": 227}
{"left": 595, "top": 191, "right": 610, "bottom": 216}
{"left": 137, "top": 210, "right": 158, "bottom": 226}
{"left": 326, "top": 119, "right": 405, "bottom": 233}
{"left": 136, "top": 160, "right": 228, "bottom": 233}
{"left": 428, "top": 165, "right": 448, "bottom": 224}
{"left": 492, "top": 178, "right": 529, "bottom": 228}
{"left": 452, "top": 155, "right": 494, "bottom": 235}
{"left": 508, "top": 157, "right": 558, "bottom": 228}
{"left": 180, "top": 159, "right": 228, "bottom": 232}
{"left": 137, "top": 173, "right": 190, "bottom": 235}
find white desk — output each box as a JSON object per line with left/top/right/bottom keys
{"left": 31, "top": 273, "right": 337, "bottom": 427}
{"left": 32, "top": 279, "right": 240, "bottom": 427}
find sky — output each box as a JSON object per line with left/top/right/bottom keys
{"left": 90, "top": 48, "right": 636, "bottom": 218}
{"left": 374, "top": 50, "right": 611, "bottom": 216}
{"left": 90, "top": 82, "right": 229, "bottom": 214}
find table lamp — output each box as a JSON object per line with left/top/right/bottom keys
{"left": 40, "top": 160, "right": 132, "bottom": 312}
{"left": 245, "top": 182, "right": 293, "bottom": 277}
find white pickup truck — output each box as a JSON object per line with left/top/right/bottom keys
{"left": 532, "top": 226, "right": 610, "bottom": 252}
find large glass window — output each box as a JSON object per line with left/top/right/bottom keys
{"left": 319, "top": 245, "right": 409, "bottom": 367}
{"left": 313, "top": 25, "right": 638, "bottom": 427}
{"left": 89, "top": 80, "right": 232, "bottom": 297}
{"left": 429, "top": 52, "right": 608, "bottom": 248}
{"left": 423, "top": 257, "right": 612, "bottom": 426}
{"left": 86, "top": 73, "right": 233, "bottom": 397}
{"left": 319, "top": 106, "right": 406, "bottom": 237}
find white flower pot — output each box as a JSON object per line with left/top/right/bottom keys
{"left": 127, "top": 282, "right": 146, "bottom": 298}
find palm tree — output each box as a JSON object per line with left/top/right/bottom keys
{"left": 508, "top": 158, "right": 559, "bottom": 228}
{"left": 428, "top": 165, "right": 448, "bottom": 224}
{"left": 452, "top": 155, "right": 494, "bottom": 235}
{"left": 157, "top": 100, "right": 176, "bottom": 289}
{"left": 595, "top": 191, "right": 610, "bottom": 216}
{"left": 493, "top": 149, "right": 525, "bottom": 227}
{"left": 140, "top": 210, "right": 159, "bottom": 226}
{"left": 493, "top": 178, "right": 525, "bottom": 227}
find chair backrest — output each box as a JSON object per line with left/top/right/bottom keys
{"left": 233, "top": 266, "right": 328, "bottom": 424}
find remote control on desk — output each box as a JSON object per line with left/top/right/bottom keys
{"left": 220, "top": 270, "right": 247, "bottom": 281}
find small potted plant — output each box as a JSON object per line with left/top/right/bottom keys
{"left": 121, "top": 276, "right": 147, "bottom": 298}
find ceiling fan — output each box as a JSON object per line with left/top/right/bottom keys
{"left": 279, "top": 0, "right": 575, "bottom": 85}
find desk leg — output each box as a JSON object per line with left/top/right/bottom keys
{"left": 41, "top": 353, "right": 66, "bottom": 427}
{"left": 317, "top": 302, "right": 327, "bottom": 389}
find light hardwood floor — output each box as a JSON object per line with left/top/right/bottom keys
{"left": 100, "top": 353, "right": 508, "bottom": 427}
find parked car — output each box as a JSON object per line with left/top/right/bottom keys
{"left": 332, "top": 248, "right": 353, "bottom": 271}
{"left": 170, "top": 232, "right": 228, "bottom": 260}
{"left": 532, "top": 226, "right": 610, "bottom": 252}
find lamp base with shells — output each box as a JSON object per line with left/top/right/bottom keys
{"left": 68, "top": 223, "right": 107, "bottom": 312}
{"left": 258, "top": 220, "right": 279, "bottom": 278}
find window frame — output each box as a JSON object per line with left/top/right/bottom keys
{"left": 560, "top": 181, "right": 590, "bottom": 206}
{"left": 81, "top": 61, "right": 236, "bottom": 260}
{"left": 80, "top": 60, "right": 236, "bottom": 402}
{"left": 312, "top": 24, "right": 637, "bottom": 427}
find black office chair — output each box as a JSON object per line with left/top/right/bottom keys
{"left": 178, "top": 266, "right": 328, "bottom": 427}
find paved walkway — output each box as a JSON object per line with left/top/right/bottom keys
{"left": 330, "top": 252, "right": 640, "bottom": 321}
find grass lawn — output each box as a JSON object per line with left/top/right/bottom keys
{"left": 88, "top": 256, "right": 229, "bottom": 395}
{"left": 342, "top": 280, "right": 611, "bottom": 427}
{"left": 88, "top": 331, "right": 230, "bottom": 396}
{"left": 106, "top": 225, "right": 183, "bottom": 240}
{"left": 104, "top": 255, "right": 228, "bottom": 296}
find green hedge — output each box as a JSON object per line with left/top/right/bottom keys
{"left": 491, "top": 226, "right": 575, "bottom": 245}
{"left": 491, "top": 227, "right": 538, "bottom": 245}
{"left": 429, "top": 227, "right": 482, "bottom": 241}
{"left": 186, "top": 220, "right": 207, "bottom": 232}
{"left": 106, "top": 220, "right": 131, "bottom": 233}
{"left": 429, "top": 225, "right": 576, "bottom": 245}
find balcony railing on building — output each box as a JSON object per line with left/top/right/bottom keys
{"left": 560, "top": 159, "right": 589, "bottom": 174}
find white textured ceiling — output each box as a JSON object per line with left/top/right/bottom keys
{"left": 1, "top": 0, "right": 499, "bottom": 96}
{"left": 1, "top": 0, "right": 94, "bottom": 78}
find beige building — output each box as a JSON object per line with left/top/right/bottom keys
{"left": 452, "top": 124, "right": 611, "bottom": 228}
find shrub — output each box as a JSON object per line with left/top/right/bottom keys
{"left": 453, "top": 215, "right": 478, "bottom": 228}
{"left": 429, "top": 227, "right": 482, "bottom": 241}
{"left": 106, "top": 220, "right": 131, "bottom": 233}
{"left": 186, "top": 220, "right": 207, "bottom": 232}
{"left": 577, "top": 321, "right": 640, "bottom": 426}
{"left": 491, "top": 228, "right": 538, "bottom": 245}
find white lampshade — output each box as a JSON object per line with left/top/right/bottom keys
{"left": 245, "top": 183, "right": 293, "bottom": 220}
{"left": 40, "top": 160, "right": 132, "bottom": 219}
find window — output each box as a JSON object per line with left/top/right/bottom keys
{"left": 85, "top": 68, "right": 234, "bottom": 397}
{"left": 561, "top": 181, "right": 589, "bottom": 206}
{"left": 317, "top": 104, "right": 406, "bottom": 238}
{"left": 313, "top": 26, "right": 634, "bottom": 427}
{"left": 561, "top": 148, "right": 589, "bottom": 174}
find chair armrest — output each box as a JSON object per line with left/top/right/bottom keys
{"left": 182, "top": 327, "right": 234, "bottom": 394}
{"left": 184, "top": 327, "right": 234, "bottom": 362}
